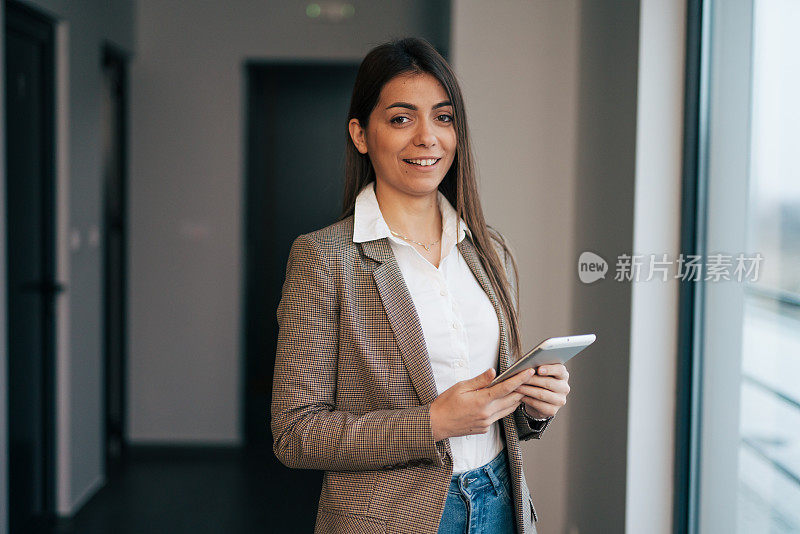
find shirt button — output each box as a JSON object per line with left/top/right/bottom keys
{"left": 452, "top": 322, "right": 459, "bottom": 330}
{"left": 440, "top": 288, "right": 447, "bottom": 296}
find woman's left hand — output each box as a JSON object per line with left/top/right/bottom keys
{"left": 515, "top": 364, "right": 570, "bottom": 419}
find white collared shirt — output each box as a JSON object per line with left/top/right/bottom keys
{"left": 352, "top": 181, "right": 503, "bottom": 474}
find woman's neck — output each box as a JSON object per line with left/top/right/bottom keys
{"left": 373, "top": 180, "right": 442, "bottom": 243}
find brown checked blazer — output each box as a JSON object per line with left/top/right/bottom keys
{"left": 271, "top": 214, "right": 552, "bottom": 534}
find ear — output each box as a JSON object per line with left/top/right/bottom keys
{"left": 348, "top": 118, "right": 368, "bottom": 155}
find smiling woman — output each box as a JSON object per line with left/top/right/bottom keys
{"left": 271, "top": 36, "right": 570, "bottom": 534}
{"left": 347, "top": 71, "right": 458, "bottom": 266}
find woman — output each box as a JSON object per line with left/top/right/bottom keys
{"left": 271, "top": 37, "right": 571, "bottom": 534}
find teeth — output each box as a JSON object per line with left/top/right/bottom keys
{"left": 405, "top": 158, "right": 438, "bottom": 166}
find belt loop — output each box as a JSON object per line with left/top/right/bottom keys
{"left": 484, "top": 464, "right": 503, "bottom": 497}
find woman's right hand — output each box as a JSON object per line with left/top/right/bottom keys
{"left": 429, "top": 367, "right": 536, "bottom": 442}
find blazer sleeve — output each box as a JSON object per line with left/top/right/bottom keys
{"left": 490, "top": 231, "right": 555, "bottom": 442}
{"left": 271, "top": 233, "right": 447, "bottom": 471}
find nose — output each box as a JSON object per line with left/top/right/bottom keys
{"left": 413, "top": 117, "right": 437, "bottom": 147}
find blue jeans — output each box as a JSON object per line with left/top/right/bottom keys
{"left": 437, "top": 450, "right": 516, "bottom": 534}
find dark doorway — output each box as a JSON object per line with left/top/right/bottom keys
{"left": 5, "top": 0, "right": 58, "bottom": 531}
{"left": 243, "top": 62, "right": 359, "bottom": 529}
{"left": 100, "top": 45, "right": 129, "bottom": 475}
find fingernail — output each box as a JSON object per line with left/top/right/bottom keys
{"left": 539, "top": 367, "right": 546, "bottom": 374}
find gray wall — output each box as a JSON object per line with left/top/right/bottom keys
{"left": 128, "top": 0, "right": 449, "bottom": 443}
{"left": 567, "top": 1, "right": 641, "bottom": 532}
{"left": 1, "top": 0, "right": 136, "bottom": 517}
{"left": 453, "top": 2, "right": 683, "bottom": 532}
{"left": 455, "top": 2, "right": 686, "bottom": 532}
{"left": 451, "top": 1, "right": 580, "bottom": 532}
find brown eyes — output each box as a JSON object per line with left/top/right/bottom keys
{"left": 390, "top": 114, "right": 454, "bottom": 125}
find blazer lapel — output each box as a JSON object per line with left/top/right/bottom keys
{"left": 457, "top": 237, "right": 513, "bottom": 375}
{"left": 360, "top": 238, "right": 439, "bottom": 406}
{"left": 358, "top": 236, "right": 512, "bottom": 401}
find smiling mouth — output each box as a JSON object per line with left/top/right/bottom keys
{"left": 403, "top": 158, "right": 442, "bottom": 167}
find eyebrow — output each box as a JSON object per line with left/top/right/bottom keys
{"left": 384, "top": 101, "right": 453, "bottom": 111}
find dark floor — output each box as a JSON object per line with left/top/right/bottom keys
{"left": 40, "top": 446, "right": 323, "bottom": 534}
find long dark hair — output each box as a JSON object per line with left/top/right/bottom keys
{"left": 340, "top": 37, "right": 522, "bottom": 361}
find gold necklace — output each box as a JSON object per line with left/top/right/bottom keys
{"left": 389, "top": 229, "right": 441, "bottom": 252}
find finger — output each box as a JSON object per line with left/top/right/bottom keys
{"left": 516, "top": 386, "right": 566, "bottom": 407}
{"left": 490, "top": 391, "right": 525, "bottom": 414}
{"left": 486, "top": 368, "right": 536, "bottom": 399}
{"left": 463, "top": 368, "right": 496, "bottom": 390}
{"left": 483, "top": 398, "right": 523, "bottom": 425}
{"left": 495, "top": 400, "right": 523, "bottom": 421}
{"left": 521, "top": 397, "right": 560, "bottom": 418}
{"left": 516, "top": 376, "right": 570, "bottom": 394}
{"left": 537, "top": 363, "right": 569, "bottom": 380}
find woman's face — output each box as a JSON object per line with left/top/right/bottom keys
{"left": 349, "top": 72, "right": 457, "bottom": 198}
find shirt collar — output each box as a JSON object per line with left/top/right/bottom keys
{"left": 352, "top": 181, "right": 472, "bottom": 249}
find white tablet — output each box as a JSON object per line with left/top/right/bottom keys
{"left": 489, "top": 334, "right": 596, "bottom": 386}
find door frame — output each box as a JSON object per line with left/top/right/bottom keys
{"left": 5, "top": 0, "right": 58, "bottom": 525}
{"left": 100, "top": 41, "right": 131, "bottom": 473}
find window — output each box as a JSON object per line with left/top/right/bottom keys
{"left": 687, "top": 0, "right": 800, "bottom": 531}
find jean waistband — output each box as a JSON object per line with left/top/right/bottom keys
{"left": 449, "top": 450, "right": 509, "bottom": 492}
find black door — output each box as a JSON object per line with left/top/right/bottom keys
{"left": 243, "top": 62, "right": 358, "bottom": 530}
{"left": 5, "top": 1, "right": 58, "bottom": 531}
{"left": 101, "top": 45, "right": 129, "bottom": 474}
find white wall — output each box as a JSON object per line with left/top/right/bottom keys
{"left": 4, "top": 0, "right": 136, "bottom": 517}
{"left": 626, "top": 0, "right": 685, "bottom": 531}
{"left": 128, "top": 0, "right": 449, "bottom": 443}
{"left": 451, "top": 2, "right": 580, "bottom": 533}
